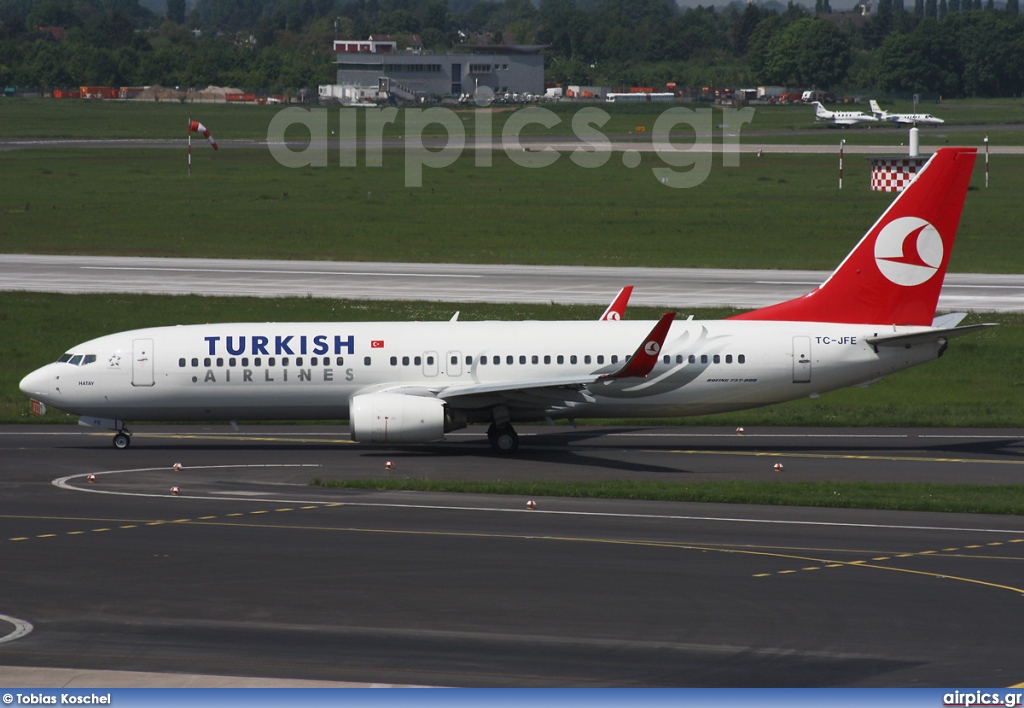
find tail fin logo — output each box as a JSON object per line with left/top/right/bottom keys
{"left": 874, "top": 217, "right": 943, "bottom": 287}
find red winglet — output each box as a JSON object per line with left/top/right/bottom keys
{"left": 602, "top": 312, "right": 676, "bottom": 379}
{"left": 600, "top": 286, "right": 633, "bottom": 321}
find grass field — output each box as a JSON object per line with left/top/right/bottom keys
{"left": 3, "top": 293, "right": 1020, "bottom": 427}
{"left": 1, "top": 148, "right": 1021, "bottom": 272}
{"left": 312, "top": 478, "right": 1024, "bottom": 515}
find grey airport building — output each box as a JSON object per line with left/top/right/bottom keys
{"left": 323, "top": 37, "right": 545, "bottom": 103}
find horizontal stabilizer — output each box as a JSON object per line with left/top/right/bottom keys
{"left": 866, "top": 323, "right": 997, "bottom": 348}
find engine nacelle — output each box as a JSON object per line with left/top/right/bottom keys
{"left": 349, "top": 392, "right": 463, "bottom": 444}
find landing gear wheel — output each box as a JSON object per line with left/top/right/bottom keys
{"left": 112, "top": 433, "right": 131, "bottom": 450}
{"left": 489, "top": 424, "right": 519, "bottom": 454}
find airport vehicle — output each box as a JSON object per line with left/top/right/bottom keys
{"left": 811, "top": 101, "right": 879, "bottom": 127}
{"left": 20, "top": 148, "right": 988, "bottom": 453}
{"left": 869, "top": 100, "right": 945, "bottom": 126}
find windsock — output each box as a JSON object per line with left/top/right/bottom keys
{"left": 189, "top": 120, "right": 218, "bottom": 150}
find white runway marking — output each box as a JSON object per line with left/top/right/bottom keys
{"left": 0, "top": 614, "right": 34, "bottom": 644}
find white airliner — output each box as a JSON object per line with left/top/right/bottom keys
{"left": 812, "top": 101, "right": 880, "bottom": 127}
{"left": 869, "top": 100, "right": 945, "bottom": 126}
{"left": 20, "top": 148, "right": 990, "bottom": 453}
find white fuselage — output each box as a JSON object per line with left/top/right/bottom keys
{"left": 20, "top": 319, "right": 941, "bottom": 424}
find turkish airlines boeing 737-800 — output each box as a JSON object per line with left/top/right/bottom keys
{"left": 21, "top": 148, "right": 989, "bottom": 453}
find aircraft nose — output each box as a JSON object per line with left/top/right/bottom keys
{"left": 20, "top": 365, "right": 57, "bottom": 400}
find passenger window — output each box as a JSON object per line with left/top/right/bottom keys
{"left": 216, "top": 357, "right": 224, "bottom": 367}
{"left": 364, "top": 356, "right": 371, "bottom": 366}
{"left": 726, "top": 355, "right": 733, "bottom": 364}
{"left": 269, "top": 357, "right": 276, "bottom": 367}
{"left": 480, "top": 357, "right": 487, "bottom": 365}
{"left": 402, "top": 356, "right": 410, "bottom": 366}
{"left": 296, "top": 358, "right": 303, "bottom": 366}
{"left": 427, "top": 356, "right": 435, "bottom": 365}
{"left": 204, "top": 357, "right": 211, "bottom": 367}
{"left": 414, "top": 356, "right": 422, "bottom": 366}
{"left": 597, "top": 355, "right": 604, "bottom": 364}
{"left": 58, "top": 353, "right": 72, "bottom": 363}
{"left": 557, "top": 355, "right": 564, "bottom": 364}
{"left": 311, "top": 357, "right": 318, "bottom": 366}
{"left": 570, "top": 355, "right": 577, "bottom": 364}
{"left": 701, "top": 355, "right": 708, "bottom": 364}
{"left": 738, "top": 354, "right": 746, "bottom": 364}
{"left": 451, "top": 356, "right": 458, "bottom": 365}
{"left": 689, "top": 355, "right": 696, "bottom": 364}
{"left": 492, "top": 355, "right": 499, "bottom": 365}
{"left": 506, "top": 356, "right": 513, "bottom": 365}
{"left": 584, "top": 355, "right": 591, "bottom": 364}
{"left": 192, "top": 358, "right": 199, "bottom": 367}
{"left": 390, "top": 356, "right": 398, "bottom": 366}
{"left": 281, "top": 357, "right": 289, "bottom": 366}
{"left": 532, "top": 355, "right": 539, "bottom": 364}
{"left": 337, "top": 357, "right": 345, "bottom": 366}
{"left": 242, "top": 357, "right": 249, "bottom": 367}
{"left": 519, "top": 355, "right": 526, "bottom": 364}
{"left": 544, "top": 355, "right": 551, "bottom": 364}
{"left": 713, "top": 355, "right": 720, "bottom": 364}
{"left": 465, "top": 355, "right": 473, "bottom": 365}
{"left": 179, "top": 358, "right": 186, "bottom": 368}
{"left": 611, "top": 355, "right": 618, "bottom": 364}
{"left": 255, "top": 357, "right": 262, "bottom": 367}
{"left": 230, "top": 358, "right": 237, "bottom": 367}
{"left": 663, "top": 355, "right": 670, "bottom": 364}
{"left": 676, "top": 355, "right": 683, "bottom": 364}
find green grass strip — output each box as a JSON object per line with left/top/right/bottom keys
{"left": 311, "top": 479, "right": 1024, "bottom": 516}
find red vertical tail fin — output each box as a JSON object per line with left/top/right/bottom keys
{"left": 730, "top": 147, "right": 977, "bottom": 325}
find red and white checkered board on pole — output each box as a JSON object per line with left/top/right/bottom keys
{"left": 870, "top": 158, "right": 925, "bottom": 192}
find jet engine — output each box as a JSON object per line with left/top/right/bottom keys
{"left": 349, "top": 392, "right": 465, "bottom": 444}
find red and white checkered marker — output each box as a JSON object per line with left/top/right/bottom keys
{"left": 170, "top": 486, "right": 181, "bottom": 495}
{"left": 526, "top": 500, "right": 536, "bottom": 509}
{"left": 869, "top": 157, "right": 927, "bottom": 192}
{"left": 773, "top": 463, "right": 784, "bottom": 472}
{"left": 87, "top": 474, "right": 97, "bottom": 483}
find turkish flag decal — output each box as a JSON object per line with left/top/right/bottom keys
{"left": 371, "top": 340, "right": 385, "bottom": 348}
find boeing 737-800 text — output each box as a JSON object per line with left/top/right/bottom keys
{"left": 20, "top": 148, "right": 989, "bottom": 453}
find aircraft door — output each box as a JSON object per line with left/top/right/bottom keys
{"left": 423, "top": 351, "right": 439, "bottom": 377}
{"left": 792, "top": 336, "right": 811, "bottom": 383}
{"left": 132, "top": 338, "right": 155, "bottom": 387}
{"left": 446, "top": 351, "right": 462, "bottom": 377}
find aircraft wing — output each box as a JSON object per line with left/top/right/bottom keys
{"left": 865, "top": 323, "right": 997, "bottom": 348}
{"left": 364, "top": 313, "right": 677, "bottom": 405}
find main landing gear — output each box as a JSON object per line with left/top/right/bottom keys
{"left": 486, "top": 423, "right": 519, "bottom": 454}
{"left": 112, "top": 427, "right": 132, "bottom": 449}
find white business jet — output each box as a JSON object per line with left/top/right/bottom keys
{"left": 812, "top": 101, "right": 880, "bottom": 127}
{"left": 21, "top": 148, "right": 990, "bottom": 453}
{"left": 869, "top": 100, "right": 945, "bottom": 126}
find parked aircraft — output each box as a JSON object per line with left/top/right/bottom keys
{"left": 20, "top": 148, "right": 989, "bottom": 453}
{"left": 811, "top": 101, "right": 879, "bottom": 127}
{"left": 869, "top": 100, "right": 945, "bottom": 126}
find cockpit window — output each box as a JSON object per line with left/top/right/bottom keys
{"left": 68, "top": 355, "right": 83, "bottom": 366}
{"left": 82, "top": 354, "right": 96, "bottom": 365}
{"left": 58, "top": 353, "right": 73, "bottom": 363}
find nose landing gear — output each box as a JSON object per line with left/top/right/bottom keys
{"left": 112, "top": 428, "right": 132, "bottom": 449}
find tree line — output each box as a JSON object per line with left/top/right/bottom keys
{"left": 0, "top": 0, "right": 1022, "bottom": 96}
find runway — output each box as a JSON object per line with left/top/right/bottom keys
{"left": 2, "top": 425, "right": 1023, "bottom": 687}
{"left": 2, "top": 254, "right": 1023, "bottom": 312}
